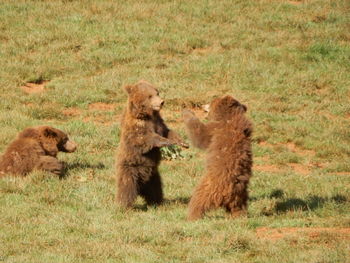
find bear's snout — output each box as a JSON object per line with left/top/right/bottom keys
{"left": 63, "top": 140, "right": 77, "bottom": 153}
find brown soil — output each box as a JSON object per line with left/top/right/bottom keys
{"left": 289, "top": 163, "right": 310, "bottom": 175}
{"left": 334, "top": 172, "right": 350, "bottom": 176}
{"left": 283, "top": 142, "right": 315, "bottom": 157}
{"left": 62, "top": 103, "right": 120, "bottom": 125}
{"left": 191, "top": 47, "right": 213, "bottom": 55}
{"left": 20, "top": 81, "right": 49, "bottom": 94}
{"left": 256, "top": 227, "right": 350, "bottom": 241}
{"left": 254, "top": 164, "right": 281, "bottom": 173}
{"left": 83, "top": 116, "right": 114, "bottom": 126}
{"left": 288, "top": 1, "right": 302, "bottom": 5}
{"left": 161, "top": 107, "right": 208, "bottom": 130}
{"left": 62, "top": 107, "right": 82, "bottom": 117}
{"left": 259, "top": 141, "right": 315, "bottom": 157}
{"left": 257, "top": 141, "right": 320, "bottom": 175}
{"left": 88, "top": 102, "right": 116, "bottom": 111}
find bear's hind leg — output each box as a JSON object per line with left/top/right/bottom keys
{"left": 139, "top": 171, "right": 163, "bottom": 206}
{"left": 187, "top": 184, "right": 216, "bottom": 221}
{"left": 225, "top": 187, "right": 249, "bottom": 218}
{"left": 116, "top": 173, "right": 138, "bottom": 208}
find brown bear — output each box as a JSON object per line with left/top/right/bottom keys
{"left": 0, "top": 126, "right": 77, "bottom": 177}
{"left": 182, "top": 95, "right": 253, "bottom": 220}
{"left": 115, "top": 80, "right": 188, "bottom": 208}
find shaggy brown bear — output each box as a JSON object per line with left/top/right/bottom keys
{"left": 182, "top": 95, "right": 253, "bottom": 220}
{"left": 115, "top": 80, "right": 188, "bottom": 208}
{"left": 0, "top": 126, "right": 77, "bottom": 177}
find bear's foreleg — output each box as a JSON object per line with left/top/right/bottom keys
{"left": 166, "top": 130, "right": 189, "bottom": 148}
{"left": 182, "top": 110, "right": 212, "bottom": 150}
{"left": 36, "top": 156, "right": 64, "bottom": 176}
{"left": 150, "top": 134, "right": 176, "bottom": 148}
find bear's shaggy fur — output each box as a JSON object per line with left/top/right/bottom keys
{"left": 116, "top": 80, "right": 187, "bottom": 208}
{"left": 0, "top": 126, "right": 77, "bottom": 177}
{"left": 182, "top": 95, "right": 253, "bottom": 220}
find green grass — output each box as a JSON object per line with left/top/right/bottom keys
{"left": 0, "top": 0, "right": 349, "bottom": 262}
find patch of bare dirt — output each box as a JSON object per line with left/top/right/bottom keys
{"left": 20, "top": 81, "right": 49, "bottom": 94}
{"left": 283, "top": 142, "right": 315, "bottom": 157}
{"left": 191, "top": 47, "right": 213, "bottom": 55}
{"left": 161, "top": 107, "right": 208, "bottom": 130}
{"left": 256, "top": 227, "right": 350, "bottom": 241}
{"left": 259, "top": 141, "right": 315, "bottom": 157}
{"left": 257, "top": 141, "right": 320, "bottom": 175}
{"left": 333, "top": 172, "right": 350, "bottom": 176}
{"left": 83, "top": 116, "right": 114, "bottom": 126}
{"left": 62, "top": 108, "right": 82, "bottom": 117}
{"left": 288, "top": 1, "right": 302, "bottom": 5}
{"left": 289, "top": 163, "right": 310, "bottom": 175}
{"left": 62, "top": 103, "right": 122, "bottom": 125}
{"left": 88, "top": 102, "right": 116, "bottom": 111}
{"left": 254, "top": 164, "right": 281, "bottom": 173}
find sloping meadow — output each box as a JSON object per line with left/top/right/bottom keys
{"left": 0, "top": 0, "right": 349, "bottom": 262}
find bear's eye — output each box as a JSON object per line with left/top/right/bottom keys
{"left": 148, "top": 95, "right": 153, "bottom": 99}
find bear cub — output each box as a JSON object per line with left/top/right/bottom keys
{"left": 182, "top": 95, "right": 253, "bottom": 220}
{"left": 116, "top": 80, "right": 188, "bottom": 208}
{"left": 0, "top": 126, "right": 77, "bottom": 177}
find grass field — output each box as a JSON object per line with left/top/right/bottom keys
{"left": 0, "top": 0, "right": 349, "bottom": 262}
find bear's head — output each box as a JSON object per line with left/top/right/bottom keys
{"left": 206, "top": 95, "right": 247, "bottom": 121}
{"left": 19, "top": 126, "right": 77, "bottom": 156}
{"left": 124, "top": 80, "right": 164, "bottom": 119}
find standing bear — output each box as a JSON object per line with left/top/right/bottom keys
{"left": 0, "top": 126, "right": 77, "bottom": 177}
{"left": 115, "top": 80, "right": 188, "bottom": 208}
{"left": 182, "top": 95, "right": 253, "bottom": 220}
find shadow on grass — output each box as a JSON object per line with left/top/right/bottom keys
{"left": 133, "top": 204, "right": 148, "bottom": 211}
{"left": 128, "top": 197, "right": 191, "bottom": 212}
{"left": 250, "top": 189, "right": 347, "bottom": 214}
{"left": 165, "top": 196, "right": 190, "bottom": 205}
{"left": 134, "top": 197, "right": 191, "bottom": 211}
{"left": 250, "top": 188, "right": 285, "bottom": 201}
{"left": 66, "top": 161, "right": 106, "bottom": 170}
{"left": 60, "top": 161, "right": 106, "bottom": 179}
{"left": 275, "top": 194, "right": 348, "bottom": 213}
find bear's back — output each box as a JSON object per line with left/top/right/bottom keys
{"left": 0, "top": 138, "right": 44, "bottom": 175}
{"left": 205, "top": 114, "right": 252, "bottom": 179}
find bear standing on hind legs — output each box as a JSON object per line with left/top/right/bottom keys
{"left": 182, "top": 95, "right": 253, "bottom": 220}
{"left": 115, "top": 80, "right": 188, "bottom": 208}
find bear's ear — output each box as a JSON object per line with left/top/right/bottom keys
{"left": 19, "top": 127, "right": 37, "bottom": 138}
{"left": 241, "top": 104, "right": 247, "bottom": 112}
{"left": 222, "top": 95, "right": 236, "bottom": 106}
{"left": 43, "top": 127, "right": 58, "bottom": 138}
{"left": 124, "top": 85, "right": 135, "bottom": 95}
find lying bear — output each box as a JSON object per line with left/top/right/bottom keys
{"left": 0, "top": 126, "right": 77, "bottom": 177}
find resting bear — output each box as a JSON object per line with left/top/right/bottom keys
{"left": 0, "top": 126, "right": 77, "bottom": 177}
{"left": 115, "top": 80, "right": 188, "bottom": 208}
{"left": 182, "top": 95, "right": 253, "bottom": 220}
